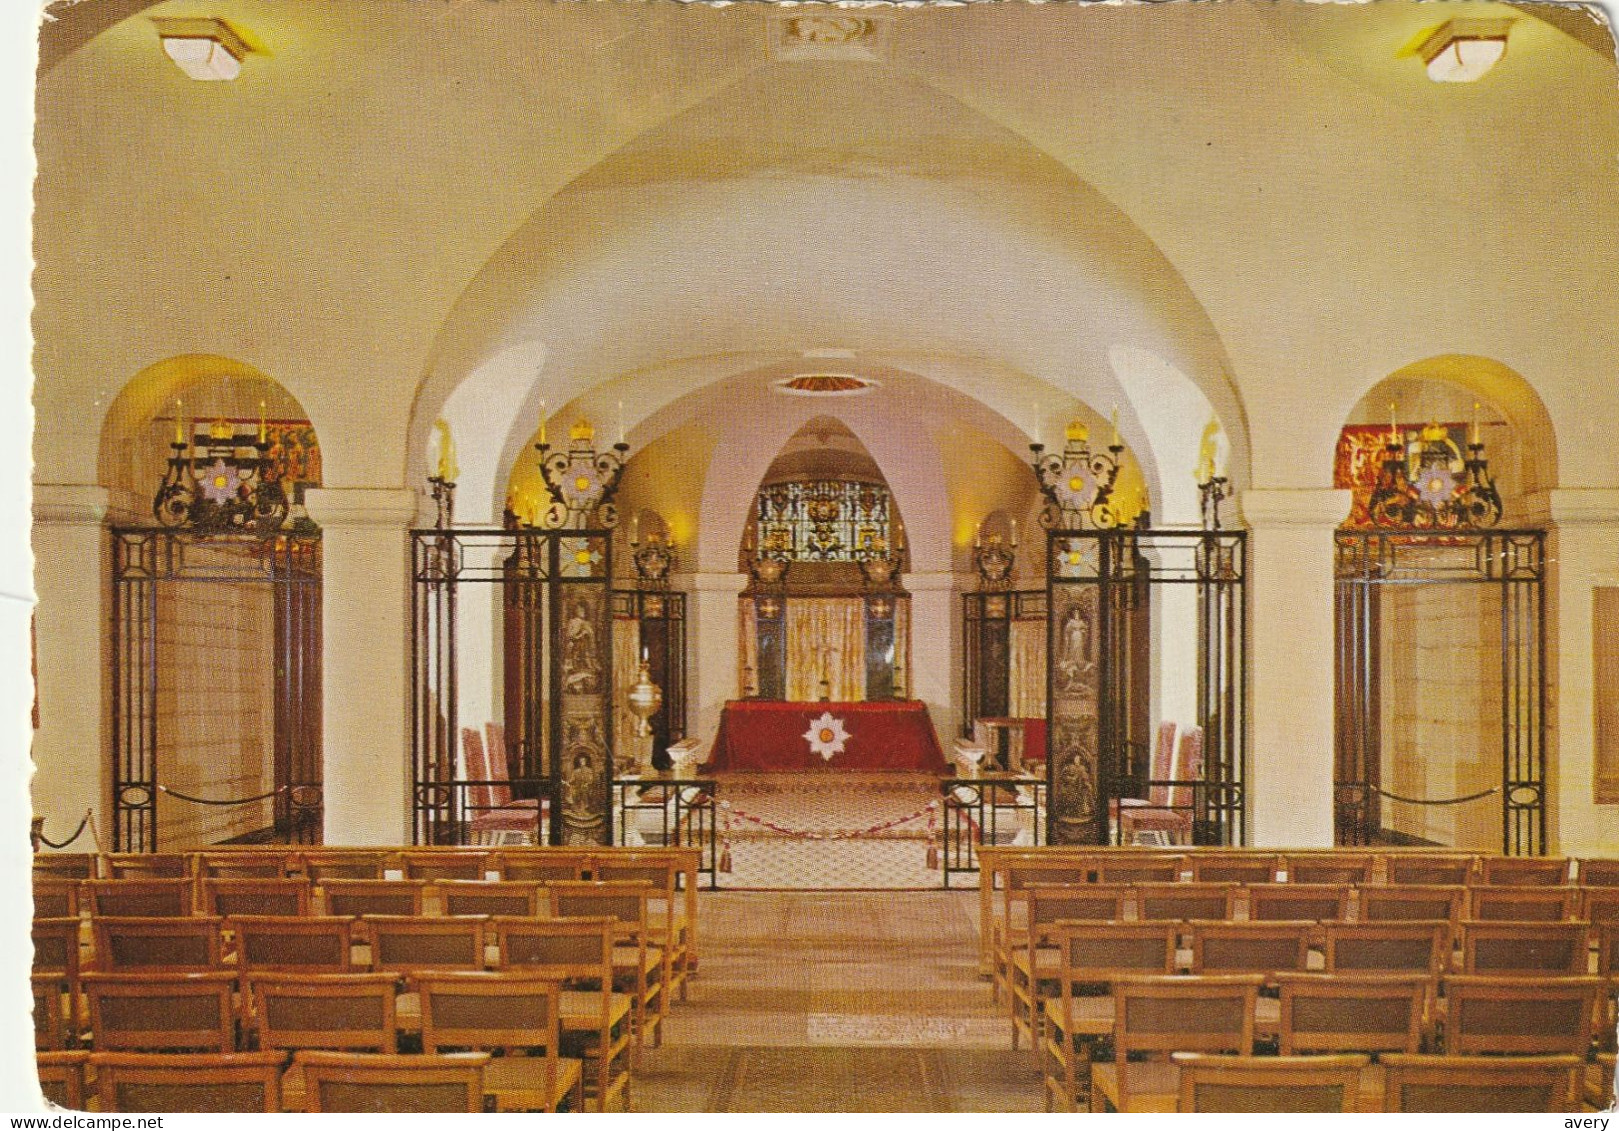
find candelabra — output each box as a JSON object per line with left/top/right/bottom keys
{"left": 532, "top": 419, "right": 628, "bottom": 529}
{"left": 630, "top": 530, "right": 674, "bottom": 590}
{"left": 153, "top": 415, "right": 288, "bottom": 534}
{"left": 973, "top": 524, "right": 1017, "bottom": 590}
{"left": 1031, "top": 419, "right": 1125, "bottom": 529}
{"left": 1368, "top": 420, "right": 1502, "bottom": 530}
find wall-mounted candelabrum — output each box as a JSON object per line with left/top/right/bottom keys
{"left": 1367, "top": 405, "right": 1502, "bottom": 530}
{"left": 153, "top": 400, "right": 288, "bottom": 535}
{"left": 973, "top": 520, "right": 1018, "bottom": 590}
{"left": 1031, "top": 417, "right": 1128, "bottom": 530}
{"left": 528, "top": 407, "right": 629, "bottom": 530}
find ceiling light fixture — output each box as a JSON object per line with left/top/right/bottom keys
{"left": 153, "top": 18, "right": 251, "bottom": 81}
{"left": 1417, "top": 18, "right": 1512, "bottom": 83}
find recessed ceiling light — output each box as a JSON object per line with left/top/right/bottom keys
{"left": 153, "top": 17, "right": 251, "bottom": 81}
{"left": 1417, "top": 18, "right": 1512, "bottom": 83}
{"left": 774, "top": 374, "right": 879, "bottom": 397}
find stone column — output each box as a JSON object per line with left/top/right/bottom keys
{"left": 1240, "top": 488, "right": 1352, "bottom": 848}
{"left": 30, "top": 485, "right": 114, "bottom": 851}
{"left": 303, "top": 488, "right": 418, "bottom": 845}
{"left": 905, "top": 571, "right": 965, "bottom": 744}
{"left": 686, "top": 572, "right": 748, "bottom": 752}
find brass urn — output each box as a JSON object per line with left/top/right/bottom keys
{"left": 627, "top": 660, "right": 664, "bottom": 739}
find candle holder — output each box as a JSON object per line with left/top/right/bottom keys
{"left": 1030, "top": 419, "right": 1125, "bottom": 530}
{"left": 530, "top": 419, "right": 629, "bottom": 530}
{"left": 1368, "top": 421, "right": 1501, "bottom": 529}
{"left": 153, "top": 417, "right": 288, "bottom": 535}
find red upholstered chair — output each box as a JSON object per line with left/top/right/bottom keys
{"left": 1121, "top": 727, "right": 1203, "bottom": 846}
{"left": 1110, "top": 722, "right": 1176, "bottom": 839}
{"left": 463, "top": 725, "right": 543, "bottom": 846}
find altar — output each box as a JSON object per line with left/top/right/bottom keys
{"left": 704, "top": 700, "right": 949, "bottom": 773}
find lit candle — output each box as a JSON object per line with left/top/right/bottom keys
{"left": 258, "top": 400, "right": 267, "bottom": 444}
{"left": 1011, "top": 518, "right": 1019, "bottom": 547}
{"left": 1110, "top": 406, "right": 1120, "bottom": 448}
{"left": 174, "top": 400, "right": 185, "bottom": 446}
{"left": 974, "top": 522, "right": 982, "bottom": 549}
{"left": 631, "top": 514, "right": 639, "bottom": 546}
{"left": 1471, "top": 401, "right": 1481, "bottom": 447}
{"left": 1390, "top": 402, "right": 1398, "bottom": 444}
{"left": 538, "top": 400, "right": 547, "bottom": 446}
{"left": 617, "top": 400, "right": 625, "bottom": 446}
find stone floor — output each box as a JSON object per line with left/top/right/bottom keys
{"left": 632, "top": 889, "right": 1042, "bottom": 1112}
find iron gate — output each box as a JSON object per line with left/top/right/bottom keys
{"left": 1046, "top": 529, "right": 1247, "bottom": 846}
{"left": 110, "top": 529, "right": 323, "bottom": 852}
{"left": 1334, "top": 529, "right": 1546, "bottom": 854}
{"left": 411, "top": 527, "right": 613, "bottom": 846}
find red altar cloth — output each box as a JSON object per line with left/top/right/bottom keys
{"left": 704, "top": 700, "right": 949, "bottom": 773}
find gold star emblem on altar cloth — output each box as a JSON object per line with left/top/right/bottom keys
{"left": 803, "top": 712, "right": 851, "bottom": 762}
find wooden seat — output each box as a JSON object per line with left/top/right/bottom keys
{"left": 197, "top": 852, "right": 295, "bottom": 880}
{"left": 1119, "top": 727, "right": 1201, "bottom": 846}
{"left": 1090, "top": 974, "right": 1262, "bottom": 1112}
{"left": 1274, "top": 973, "right": 1428, "bottom": 1056}
{"left": 1381, "top": 1054, "right": 1581, "bottom": 1112}
{"left": 431, "top": 880, "right": 545, "bottom": 918}
{"left": 92, "top": 1051, "right": 287, "bottom": 1112}
{"left": 589, "top": 851, "right": 694, "bottom": 1001}
{"left": 1383, "top": 854, "right": 1476, "bottom": 887}
{"left": 365, "top": 915, "right": 486, "bottom": 974}
{"left": 1479, "top": 856, "right": 1571, "bottom": 886}
{"left": 82, "top": 879, "right": 194, "bottom": 919}
{"left": 1595, "top": 922, "right": 1618, "bottom": 1051}
{"left": 93, "top": 916, "right": 224, "bottom": 973}
{"left": 1188, "top": 854, "right": 1279, "bottom": 884}
{"left": 550, "top": 880, "right": 664, "bottom": 1053}
{"left": 1134, "top": 883, "right": 1236, "bottom": 923}
{"left": 253, "top": 972, "right": 400, "bottom": 1054}
{"left": 1041, "top": 922, "right": 1179, "bottom": 1111}
{"left": 1188, "top": 920, "right": 1312, "bottom": 978}
{"left": 1095, "top": 855, "right": 1186, "bottom": 885}
{"left": 32, "top": 876, "right": 80, "bottom": 919}
{"left": 1576, "top": 858, "right": 1619, "bottom": 887}
{"left": 33, "top": 854, "right": 96, "bottom": 880}
{"left": 298, "top": 851, "right": 388, "bottom": 881}
{"left": 1458, "top": 920, "right": 1588, "bottom": 976}
{"left": 1246, "top": 883, "right": 1350, "bottom": 923}
{"left": 415, "top": 972, "right": 583, "bottom": 1112}
{"left": 201, "top": 878, "right": 311, "bottom": 918}
{"left": 317, "top": 879, "right": 426, "bottom": 918}
{"left": 101, "top": 853, "right": 193, "bottom": 881}
{"left": 1172, "top": 1052, "right": 1368, "bottom": 1112}
{"left": 1010, "top": 884, "right": 1128, "bottom": 1054}
{"left": 1587, "top": 1052, "right": 1616, "bottom": 1110}
{"left": 400, "top": 849, "right": 493, "bottom": 883}
{"left": 1469, "top": 885, "right": 1579, "bottom": 922}
{"left": 81, "top": 971, "right": 238, "bottom": 1052}
{"left": 1109, "top": 721, "right": 1176, "bottom": 836}
{"left": 35, "top": 1050, "right": 89, "bottom": 1109}
{"left": 293, "top": 1050, "right": 488, "bottom": 1112}
{"left": 992, "top": 859, "right": 1094, "bottom": 1001}
{"left": 33, "top": 972, "right": 69, "bottom": 1051}
{"left": 493, "top": 915, "right": 632, "bottom": 1112}
{"left": 493, "top": 849, "right": 590, "bottom": 883}
{"left": 1283, "top": 854, "right": 1372, "bottom": 885}
{"left": 32, "top": 916, "right": 82, "bottom": 999}
{"left": 464, "top": 724, "right": 543, "bottom": 845}
{"left": 1442, "top": 975, "right": 1599, "bottom": 1056}
{"left": 1581, "top": 887, "right": 1619, "bottom": 926}
{"left": 1357, "top": 885, "right": 1465, "bottom": 932}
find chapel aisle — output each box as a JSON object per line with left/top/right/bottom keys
{"left": 633, "top": 890, "right": 1042, "bottom": 1112}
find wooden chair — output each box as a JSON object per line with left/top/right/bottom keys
{"left": 318, "top": 879, "right": 426, "bottom": 918}
{"left": 32, "top": 876, "right": 80, "bottom": 919}
{"left": 494, "top": 849, "right": 590, "bottom": 883}
{"left": 432, "top": 880, "right": 545, "bottom": 918}
{"left": 230, "top": 915, "right": 355, "bottom": 976}
{"left": 1468, "top": 885, "right": 1580, "bottom": 922}
{"left": 92, "top": 1051, "right": 287, "bottom": 1112}
{"left": 588, "top": 852, "right": 692, "bottom": 1002}
{"left": 1118, "top": 726, "right": 1202, "bottom": 846}
{"left": 1172, "top": 1052, "right": 1367, "bottom": 1113}
{"left": 1090, "top": 974, "right": 1262, "bottom": 1112}
{"left": 1357, "top": 885, "right": 1465, "bottom": 932}
{"left": 81, "top": 971, "right": 237, "bottom": 1052}
{"left": 1381, "top": 1054, "right": 1581, "bottom": 1112}
{"left": 365, "top": 915, "right": 486, "bottom": 974}
{"left": 1284, "top": 854, "right": 1372, "bottom": 885}
{"left": 1586, "top": 1052, "right": 1616, "bottom": 1110}
{"left": 101, "top": 853, "right": 193, "bottom": 881}
{"left": 993, "top": 859, "right": 1095, "bottom": 1001}
{"left": 415, "top": 972, "right": 583, "bottom": 1112}
{"left": 1442, "top": 975, "right": 1599, "bottom": 1055}
{"left": 82, "top": 879, "right": 194, "bottom": 919}
{"left": 33, "top": 972, "right": 68, "bottom": 1051}
{"left": 400, "top": 849, "right": 492, "bottom": 883}
{"left": 35, "top": 1050, "right": 89, "bottom": 1109}
{"left": 1010, "top": 885, "right": 1128, "bottom": 1053}
{"left": 31, "top": 917, "right": 82, "bottom": 997}
{"left": 1274, "top": 973, "right": 1428, "bottom": 1056}
{"left": 93, "top": 916, "right": 224, "bottom": 972}
{"left": 1041, "top": 922, "right": 1179, "bottom": 1111}
{"left": 464, "top": 723, "right": 543, "bottom": 845}
{"left": 1108, "top": 720, "right": 1176, "bottom": 836}
{"left": 1383, "top": 854, "right": 1476, "bottom": 887}
{"left": 197, "top": 852, "right": 295, "bottom": 880}
{"left": 254, "top": 972, "right": 400, "bottom": 1054}
{"left": 1188, "top": 854, "right": 1279, "bottom": 884}
{"left": 1188, "top": 921, "right": 1312, "bottom": 978}
{"left": 1576, "top": 858, "right": 1619, "bottom": 887}
{"left": 1458, "top": 920, "right": 1588, "bottom": 976}
{"left": 1478, "top": 856, "right": 1571, "bottom": 886}
{"left": 299, "top": 851, "right": 388, "bottom": 881}
{"left": 294, "top": 1050, "right": 489, "bottom": 1112}
{"left": 1133, "top": 882, "right": 1236, "bottom": 923}
{"left": 1581, "top": 887, "right": 1619, "bottom": 926}
{"left": 33, "top": 854, "right": 96, "bottom": 880}
{"left": 1245, "top": 883, "right": 1350, "bottom": 923}
{"left": 493, "top": 915, "right": 632, "bottom": 1112}
{"left": 1596, "top": 922, "right": 1618, "bottom": 1051}
{"left": 201, "top": 877, "right": 311, "bottom": 918}
{"left": 1322, "top": 921, "right": 1448, "bottom": 976}
{"left": 550, "top": 881, "right": 664, "bottom": 1052}
{"left": 1095, "top": 855, "right": 1186, "bottom": 885}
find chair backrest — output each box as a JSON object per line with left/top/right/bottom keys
{"left": 1245, "top": 884, "right": 1350, "bottom": 923}
{"left": 1188, "top": 855, "right": 1279, "bottom": 884}
{"left": 1577, "top": 858, "right": 1619, "bottom": 887}
{"left": 1597, "top": 922, "right": 1619, "bottom": 979}
{"left": 1459, "top": 920, "right": 1588, "bottom": 975}
{"left": 365, "top": 915, "right": 486, "bottom": 973}
{"left": 319, "top": 880, "right": 426, "bottom": 918}
{"left": 91, "top": 1051, "right": 287, "bottom": 1113}
{"left": 1468, "top": 886, "right": 1578, "bottom": 922}
{"left": 253, "top": 973, "right": 400, "bottom": 1053}
{"left": 93, "top": 917, "right": 224, "bottom": 973}
{"left": 32, "top": 876, "right": 80, "bottom": 918}
{"left": 33, "top": 972, "right": 67, "bottom": 1051}
{"left": 494, "top": 915, "right": 616, "bottom": 982}
{"left": 463, "top": 726, "right": 503, "bottom": 814}
{"left": 1357, "top": 885, "right": 1464, "bottom": 930}
{"left": 1025, "top": 884, "right": 1129, "bottom": 933}
{"left": 295, "top": 1050, "right": 488, "bottom": 1113}
{"left": 1383, "top": 854, "right": 1476, "bottom": 886}
{"left": 495, "top": 851, "right": 590, "bottom": 883}
{"left": 1478, "top": 856, "right": 1570, "bottom": 886}
{"left": 299, "top": 852, "right": 388, "bottom": 881}
{"left": 401, "top": 850, "right": 492, "bottom": 883}
{"left": 1172, "top": 1052, "right": 1366, "bottom": 1113}
{"left": 548, "top": 881, "right": 651, "bottom": 938}
{"left": 103, "top": 854, "right": 193, "bottom": 880}
{"left": 1146, "top": 720, "right": 1177, "bottom": 807}
{"left": 197, "top": 853, "right": 294, "bottom": 880}
{"left": 1582, "top": 888, "right": 1619, "bottom": 926}
{"left": 229, "top": 916, "right": 355, "bottom": 975}
{"left": 83, "top": 879, "right": 195, "bottom": 919}
{"left": 1053, "top": 922, "right": 1180, "bottom": 982}
{"left": 433, "top": 880, "right": 545, "bottom": 918}
{"left": 201, "top": 878, "right": 311, "bottom": 918}
{"left": 1322, "top": 921, "right": 1447, "bottom": 976}
{"left": 1274, "top": 973, "right": 1427, "bottom": 1054}
{"left": 33, "top": 854, "right": 96, "bottom": 880}
{"left": 1380, "top": 1054, "right": 1581, "bottom": 1112}
{"left": 1188, "top": 921, "right": 1312, "bottom": 976}
{"left": 36, "top": 1050, "right": 90, "bottom": 1109}
{"left": 1283, "top": 855, "right": 1372, "bottom": 885}
{"left": 1111, "top": 975, "right": 1261, "bottom": 1104}
{"left": 1443, "top": 975, "right": 1599, "bottom": 1055}
{"left": 1096, "top": 857, "right": 1186, "bottom": 885}
{"left": 415, "top": 971, "right": 562, "bottom": 1054}
{"left": 1165, "top": 726, "right": 1203, "bottom": 813}
{"left": 1134, "top": 883, "right": 1236, "bottom": 923}
{"left": 81, "top": 972, "right": 238, "bottom": 1052}
{"left": 31, "top": 917, "right": 81, "bottom": 982}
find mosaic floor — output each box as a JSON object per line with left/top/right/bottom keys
{"left": 715, "top": 772, "right": 944, "bottom": 890}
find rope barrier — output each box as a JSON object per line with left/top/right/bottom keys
{"left": 1366, "top": 784, "right": 1499, "bottom": 806}
{"left": 36, "top": 809, "right": 91, "bottom": 850}
{"left": 157, "top": 784, "right": 286, "bottom": 807}
{"left": 724, "top": 799, "right": 937, "bottom": 841}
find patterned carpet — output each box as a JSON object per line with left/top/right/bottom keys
{"left": 716, "top": 773, "right": 944, "bottom": 890}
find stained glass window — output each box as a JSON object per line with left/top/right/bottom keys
{"left": 755, "top": 481, "right": 891, "bottom": 562}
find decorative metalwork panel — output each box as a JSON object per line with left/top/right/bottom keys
{"left": 753, "top": 595, "right": 786, "bottom": 700}
{"left": 755, "top": 480, "right": 891, "bottom": 562}
{"left": 939, "top": 776, "right": 1047, "bottom": 885}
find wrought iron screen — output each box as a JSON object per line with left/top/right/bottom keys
{"left": 755, "top": 480, "right": 891, "bottom": 561}
{"left": 1334, "top": 530, "right": 1545, "bottom": 854}
{"left": 1045, "top": 529, "right": 1247, "bottom": 847}
{"left": 611, "top": 589, "right": 686, "bottom": 768}
{"left": 961, "top": 590, "right": 1046, "bottom": 735}
{"left": 110, "top": 529, "right": 322, "bottom": 851}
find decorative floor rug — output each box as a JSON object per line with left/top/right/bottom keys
{"left": 715, "top": 772, "right": 944, "bottom": 890}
